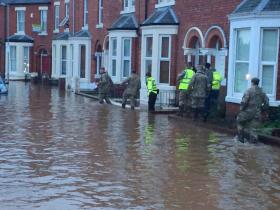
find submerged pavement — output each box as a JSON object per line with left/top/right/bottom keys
{"left": 0, "top": 82, "right": 280, "bottom": 210}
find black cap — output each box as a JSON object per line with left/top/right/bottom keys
{"left": 251, "top": 77, "right": 260, "bottom": 86}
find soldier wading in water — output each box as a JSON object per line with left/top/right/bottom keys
{"left": 237, "top": 77, "right": 269, "bottom": 143}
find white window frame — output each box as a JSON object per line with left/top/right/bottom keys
{"left": 39, "top": 8, "right": 48, "bottom": 35}
{"left": 83, "top": 0, "right": 88, "bottom": 29}
{"left": 65, "top": 2, "right": 69, "bottom": 18}
{"left": 16, "top": 8, "right": 25, "bottom": 34}
{"left": 121, "top": 0, "right": 135, "bottom": 14}
{"left": 144, "top": 35, "right": 153, "bottom": 75}
{"left": 61, "top": 45, "right": 67, "bottom": 76}
{"left": 96, "top": 0, "right": 103, "bottom": 28}
{"left": 156, "top": 0, "right": 175, "bottom": 8}
{"left": 158, "top": 35, "right": 171, "bottom": 84}
{"left": 23, "top": 47, "right": 30, "bottom": 73}
{"left": 10, "top": 46, "right": 17, "bottom": 72}
{"left": 70, "top": 44, "right": 74, "bottom": 77}
{"left": 54, "top": 4, "right": 60, "bottom": 32}
{"left": 111, "top": 37, "right": 117, "bottom": 77}
{"left": 259, "top": 28, "right": 279, "bottom": 97}
{"left": 232, "top": 28, "right": 251, "bottom": 97}
{"left": 53, "top": 45, "right": 57, "bottom": 76}
{"left": 79, "top": 45, "right": 86, "bottom": 79}
{"left": 95, "top": 52, "right": 102, "bottom": 77}
{"left": 121, "top": 38, "right": 132, "bottom": 78}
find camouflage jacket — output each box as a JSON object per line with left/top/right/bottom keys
{"left": 239, "top": 86, "right": 269, "bottom": 119}
{"left": 99, "top": 72, "right": 113, "bottom": 93}
{"left": 188, "top": 71, "right": 209, "bottom": 98}
{"left": 122, "top": 73, "right": 141, "bottom": 95}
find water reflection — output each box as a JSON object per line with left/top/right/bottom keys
{"left": 0, "top": 82, "right": 280, "bottom": 210}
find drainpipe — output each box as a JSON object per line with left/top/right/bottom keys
{"left": 145, "top": 0, "right": 148, "bottom": 20}
{"left": 72, "top": 0, "right": 75, "bottom": 34}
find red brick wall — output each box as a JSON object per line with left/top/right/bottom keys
{"left": 0, "top": 6, "right": 6, "bottom": 77}
{"left": 8, "top": 3, "right": 53, "bottom": 75}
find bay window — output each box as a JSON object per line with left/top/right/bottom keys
{"left": 260, "top": 29, "right": 279, "bottom": 95}
{"left": 111, "top": 38, "right": 117, "bottom": 77}
{"left": 234, "top": 29, "right": 250, "bottom": 93}
{"left": 159, "top": 36, "right": 171, "bottom": 84}
{"left": 144, "top": 36, "right": 153, "bottom": 74}
{"left": 122, "top": 38, "right": 131, "bottom": 78}
{"left": 61, "top": 46, "right": 67, "bottom": 75}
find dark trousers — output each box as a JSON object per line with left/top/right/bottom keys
{"left": 148, "top": 92, "right": 157, "bottom": 111}
{"left": 204, "top": 90, "right": 219, "bottom": 119}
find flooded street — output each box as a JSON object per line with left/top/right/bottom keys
{"left": 0, "top": 82, "right": 280, "bottom": 210}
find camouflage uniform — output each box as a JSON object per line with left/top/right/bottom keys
{"left": 188, "top": 68, "right": 209, "bottom": 120}
{"left": 122, "top": 73, "right": 141, "bottom": 109}
{"left": 98, "top": 72, "right": 113, "bottom": 104}
{"left": 237, "top": 86, "right": 269, "bottom": 143}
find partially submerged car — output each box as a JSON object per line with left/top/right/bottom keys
{"left": 0, "top": 76, "right": 8, "bottom": 94}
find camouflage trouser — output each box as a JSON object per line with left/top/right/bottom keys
{"left": 179, "top": 90, "right": 191, "bottom": 110}
{"left": 237, "top": 115, "right": 261, "bottom": 143}
{"left": 122, "top": 90, "right": 136, "bottom": 108}
{"left": 99, "top": 92, "right": 111, "bottom": 104}
{"left": 191, "top": 97, "right": 206, "bottom": 109}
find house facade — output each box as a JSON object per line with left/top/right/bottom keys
{"left": 1, "top": 0, "right": 53, "bottom": 80}
{"left": 0, "top": 0, "right": 279, "bottom": 117}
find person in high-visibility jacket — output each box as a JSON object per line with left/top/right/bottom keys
{"left": 146, "top": 72, "right": 158, "bottom": 112}
{"left": 204, "top": 67, "right": 223, "bottom": 121}
{"left": 176, "top": 63, "right": 195, "bottom": 116}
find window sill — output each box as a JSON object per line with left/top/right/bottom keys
{"left": 155, "top": 1, "right": 175, "bottom": 8}
{"left": 64, "top": 28, "right": 70, "bottom": 32}
{"left": 96, "top": 23, "right": 103, "bottom": 29}
{"left": 53, "top": 29, "right": 59, "bottom": 33}
{"left": 120, "top": 8, "right": 135, "bottom": 14}
{"left": 39, "top": 32, "right": 48, "bottom": 36}
{"left": 15, "top": 32, "right": 25, "bottom": 35}
{"left": 82, "top": 25, "right": 88, "bottom": 31}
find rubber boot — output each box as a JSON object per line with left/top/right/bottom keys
{"left": 177, "top": 106, "right": 184, "bottom": 116}
{"left": 192, "top": 108, "right": 198, "bottom": 121}
{"left": 122, "top": 103, "right": 125, "bottom": 109}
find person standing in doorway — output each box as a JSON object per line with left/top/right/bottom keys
{"left": 146, "top": 72, "right": 158, "bottom": 112}
{"left": 98, "top": 67, "right": 113, "bottom": 104}
{"left": 237, "top": 78, "right": 269, "bottom": 143}
{"left": 121, "top": 70, "right": 141, "bottom": 110}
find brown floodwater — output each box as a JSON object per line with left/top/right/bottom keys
{"left": 0, "top": 82, "right": 280, "bottom": 210}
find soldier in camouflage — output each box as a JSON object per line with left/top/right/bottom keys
{"left": 98, "top": 67, "right": 113, "bottom": 104}
{"left": 188, "top": 65, "right": 210, "bottom": 121}
{"left": 237, "top": 78, "right": 269, "bottom": 143}
{"left": 122, "top": 70, "right": 141, "bottom": 110}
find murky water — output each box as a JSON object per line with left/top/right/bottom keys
{"left": 0, "top": 82, "right": 280, "bottom": 210}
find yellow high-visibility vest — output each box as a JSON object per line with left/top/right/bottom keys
{"left": 146, "top": 77, "right": 158, "bottom": 95}
{"left": 179, "top": 69, "right": 195, "bottom": 90}
{"left": 212, "top": 71, "right": 222, "bottom": 90}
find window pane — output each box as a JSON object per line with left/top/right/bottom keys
{"left": 123, "top": 60, "right": 130, "bottom": 77}
{"left": 161, "top": 37, "right": 169, "bottom": 58}
{"left": 23, "top": 47, "right": 29, "bottom": 72}
{"left": 160, "top": 61, "right": 169, "bottom": 83}
{"left": 123, "top": 39, "right": 131, "bottom": 57}
{"left": 262, "top": 29, "right": 278, "bottom": 62}
{"left": 145, "top": 60, "right": 152, "bottom": 74}
{"left": 61, "top": 46, "right": 67, "bottom": 75}
{"left": 112, "top": 59, "right": 116, "bottom": 76}
{"left": 10, "top": 46, "right": 16, "bottom": 72}
{"left": 80, "top": 45, "right": 86, "bottom": 78}
{"left": 112, "top": 39, "right": 117, "bottom": 56}
{"left": 262, "top": 65, "right": 274, "bottom": 94}
{"left": 146, "top": 37, "right": 153, "bottom": 57}
{"left": 234, "top": 62, "right": 248, "bottom": 93}
{"left": 236, "top": 29, "right": 250, "bottom": 61}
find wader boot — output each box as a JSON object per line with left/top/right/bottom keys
{"left": 177, "top": 106, "right": 184, "bottom": 116}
